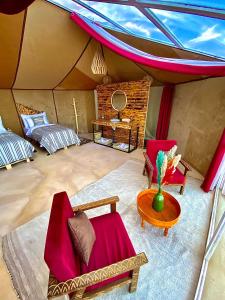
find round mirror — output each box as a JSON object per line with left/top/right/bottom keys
{"left": 111, "top": 90, "right": 127, "bottom": 111}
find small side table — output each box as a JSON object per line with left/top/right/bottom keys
{"left": 137, "top": 189, "right": 181, "bottom": 236}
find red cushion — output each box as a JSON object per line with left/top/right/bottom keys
{"left": 81, "top": 212, "right": 136, "bottom": 292}
{"left": 44, "top": 192, "right": 81, "bottom": 282}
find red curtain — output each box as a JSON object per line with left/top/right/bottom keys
{"left": 156, "top": 85, "right": 175, "bottom": 140}
{"left": 0, "top": 0, "right": 35, "bottom": 14}
{"left": 202, "top": 128, "right": 225, "bottom": 192}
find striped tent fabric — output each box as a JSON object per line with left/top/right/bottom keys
{"left": 30, "top": 125, "right": 80, "bottom": 154}
{"left": 0, "top": 132, "right": 34, "bottom": 167}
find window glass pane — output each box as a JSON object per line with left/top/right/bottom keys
{"left": 47, "top": 0, "right": 120, "bottom": 31}
{"left": 151, "top": 8, "right": 225, "bottom": 58}
{"left": 82, "top": 1, "right": 173, "bottom": 44}
{"left": 138, "top": 0, "right": 225, "bottom": 10}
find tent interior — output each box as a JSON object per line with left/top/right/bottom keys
{"left": 0, "top": 1, "right": 224, "bottom": 300}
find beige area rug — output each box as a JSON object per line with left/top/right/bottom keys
{"left": 2, "top": 160, "right": 212, "bottom": 300}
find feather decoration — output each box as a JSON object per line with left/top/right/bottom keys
{"left": 172, "top": 154, "right": 181, "bottom": 169}
{"left": 167, "top": 145, "right": 177, "bottom": 163}
{"left": 161, "top": 155, "right": 168, "bottom": 180}
{"left": 156, "top": 151, "right": 167, "bottom": 186}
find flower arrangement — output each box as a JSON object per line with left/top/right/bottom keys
{"left": 152, "top": 146, "right": 181, "bottom": 212}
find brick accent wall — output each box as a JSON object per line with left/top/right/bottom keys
{"left": 96, "top": 80, "right": 151, "bottom": 147}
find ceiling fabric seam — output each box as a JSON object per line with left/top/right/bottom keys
{"left": 53, "top": 37, "right": 93, "bottom": 89}
{"left": 10, "top": 90, "right": 24, "bottom": 136}
{"left": 11, "top": 8, "right": 28, "bottom": 89}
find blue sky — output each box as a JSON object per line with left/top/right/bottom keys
{"left": 51, "top": 0, "right": 225, "bottom": 59}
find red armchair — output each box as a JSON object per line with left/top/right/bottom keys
{"left": 44, "top": 192, "right": 148, "bottom": 299}
{"left": 143, "top": 140, "right": 191, "bottom": 195}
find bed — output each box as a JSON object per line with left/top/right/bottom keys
{"left": 0, "top": 117, "right": 35, "bottom": 170}
{"left": 17, "top": 104, "right": 80, "bottom": 154}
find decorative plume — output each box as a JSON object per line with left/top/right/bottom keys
{"left": 172, "top": 154, "right": 181, "bottom": 169}
{"left": 156, "top": 147, "right": 182, "bottom": 186}
{"left": 156, "top": 151, "right": 167, "bottom": 187}
{"left": 167, "top": 145, "right": 177, "bottom": 163}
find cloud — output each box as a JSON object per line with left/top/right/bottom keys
{"left": 124, "top": 22, "right": 152, "bottom": 37}
{"left": 152, "top": 9, "right": 184, "bottom": 21}
{"left": 187, "top": 25, "right": 221, "bottom": 45}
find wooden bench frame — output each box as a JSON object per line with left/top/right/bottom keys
{"left": 47, "top": 196, "right": 148, "bottom": 299}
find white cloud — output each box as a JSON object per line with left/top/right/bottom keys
{"left": 187, "top": 25, "right": 221, "bottom": 45}
{"left": 124, "top": 22, "right": 151, "bottom": 37}
{"left": 152, "top": 9, "right": 184, "bottom": 20}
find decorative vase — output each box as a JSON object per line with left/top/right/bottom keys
{"left": 152, "top": 187, "right": 164, "bottom": 212}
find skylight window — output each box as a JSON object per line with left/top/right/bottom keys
{"left": 142, "top": 0, "right": 225, "bottom": 10}
{"left": 47, "top": 0, "right": 225, "bottom": 59}
{"left": 82, "top": 1, "right": 173, "bottom": 44}
{"left": 152, "top": 9, "right": 225, "bottom": 58}
{"left": 48, "top": 0, "right": 120, "bottom": 31}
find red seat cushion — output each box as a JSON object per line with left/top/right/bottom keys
{"left": 44, "top": 192, "right": 81, "bottom": 282}
{"left": 81, "top": 212, "right": 136, "bottom": 292}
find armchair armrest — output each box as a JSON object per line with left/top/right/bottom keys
{"left": 143, "top": 152, "right": 154, "bottom": 171}
{"left": 47, "top": 252, "right": 148, "bottom": 298}
{"left": 72, "top": 196, "right": 119, "bottom": 213}
{"left": 143, "top": 152, "right": 154, "bottom": 188}
{"left": 179, "top": 159, "right": 191, "bottom": 176}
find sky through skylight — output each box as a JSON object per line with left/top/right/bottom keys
{"left": 48, "top": 0, "right": 225, "bottom": 60}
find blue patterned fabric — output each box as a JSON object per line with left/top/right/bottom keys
{"left": 0, "top": 132, "right": 34, "bottom": 167}
{"left": 30, "top": 124, "right": 80, "bottom": 154}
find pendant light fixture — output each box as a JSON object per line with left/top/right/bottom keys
{"left": 91, "top": 44, "right": 107, "bottom": 75}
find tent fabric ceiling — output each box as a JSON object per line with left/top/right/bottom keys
{"left": 0, "top": 0, "right": 220, "bottom": 90}
{"left": 0, "top": 11, "right": 26, "bottom": 88}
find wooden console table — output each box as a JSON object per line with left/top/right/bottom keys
{"left": 92, "top": 119, "right": 139, "bottom": 153}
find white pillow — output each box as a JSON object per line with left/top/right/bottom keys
{"left": 21, "top": 112, "right": 49, "bottom": 129}
{"left": 0, "top": 116, "right": 7, "bottom": 133}
{"left": 27, "top": 118, "right": 34, "bottom": 128}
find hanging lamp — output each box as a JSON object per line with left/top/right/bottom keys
{"left": 91, "top": 44, "right": 107, "bottom": 75}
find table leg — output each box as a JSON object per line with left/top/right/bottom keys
{"left": 164, "top": 228, "right": 169, "bottom": 236}
{"left": 141, "top": 218, "right": 144, "bottom": 228}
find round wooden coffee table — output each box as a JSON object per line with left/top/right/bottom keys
{"left": 137, "top": 189, "right": 181, "bottom": 236}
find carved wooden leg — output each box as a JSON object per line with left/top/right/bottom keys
{"left": 141, "top": 218, "right": 144, "bottom": 228}
{"left": 129, "top": 268, "right": 140, "bottom": 293}
{"left": 70, "top": 288, "right": 85, "bottom": 299}
{"left": 164, "top": 228, "right": 169, "bottom": 237}
{"left": 179, "top": 185, "right": 184, "bottom": 195}
{"left": 111, "top": 202, "right": 116, "bottom": 213}
{"left": 5, "top": 164, "right": 12, "bottom": 170}
{"left": 142, "top": 164, "right": 146, "bottom": 176}
{"left": 26, "top": 158, "right": 30, "bottom": 163}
